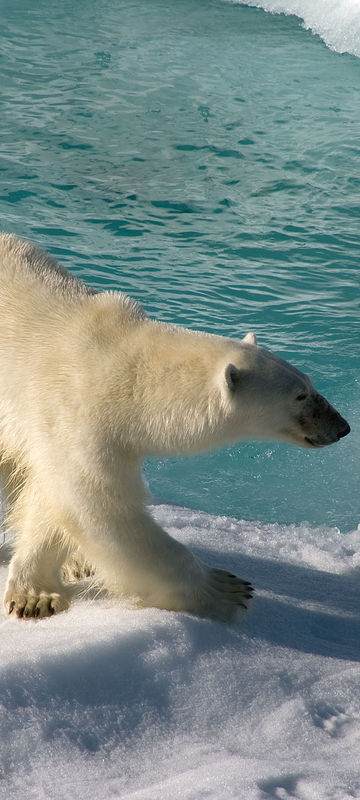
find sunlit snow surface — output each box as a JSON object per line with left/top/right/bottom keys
{"left": 1, "top": 504, "right": 359, "bottom": 800}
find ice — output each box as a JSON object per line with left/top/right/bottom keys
{"left": 226, "top": 0, "right": 360, "bottom": 58}
{"left": 1, "top": 504, "right": 359, "bottom": 799}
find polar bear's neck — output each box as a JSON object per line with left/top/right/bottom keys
{"left": 88, "top": 311, "right": 237, "bottom": 457}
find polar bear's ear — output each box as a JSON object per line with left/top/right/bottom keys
{"left": 243, "top": 331, "right": 257, "bottom": 345}
{"left": 225, "top": 363, "right": 242, "bottom": 392}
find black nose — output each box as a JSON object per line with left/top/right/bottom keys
{"left": 338, "top": 422, "right": 351, "bottom": 440}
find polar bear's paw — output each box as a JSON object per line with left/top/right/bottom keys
{"left": 152, "top": 565, "right": 253, "bottom": 622}
{"left": 195, "top": 567, "right": 253, "bottom": 622}
{"left": 62, "top": 554, "right": 95, "bottom": 582}
{"left": 5, "top": 589, "right": 70, "bottom": 619}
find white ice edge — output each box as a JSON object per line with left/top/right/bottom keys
{"left": 224, "top": 0, "right": 360, "bottom": 58}
{"left": 1, "top": 504, "right": 360, "bottom": 800}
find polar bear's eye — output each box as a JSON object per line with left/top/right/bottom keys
{"left": 296, "top": 392, "right": 307, "bottom": 402}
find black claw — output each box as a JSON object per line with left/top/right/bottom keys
{"left": 239, "top": 602, "right": 247, "bottom": 610}
{"left": 244, "top": 593, "right": 253, "bottom": 599}
{"left": 49, "top": 604, "right": 55, "bottom": 615}
{"left": 8, "top": 601, "right": 15, "bottom": 615}
{"left": 34, "top": 607, "right": 40, "bottom": 618}
{"left": 16, "top": 606, "right": 25, "bottom": 619}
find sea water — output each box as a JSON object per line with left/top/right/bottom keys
{"left": 0, "top": 0, "right": 359, "bottom": 531}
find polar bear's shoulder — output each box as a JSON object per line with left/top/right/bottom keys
{"left": 89, "top": 289, "right": 148, "bottom": 326}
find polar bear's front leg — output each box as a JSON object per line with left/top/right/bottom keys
{"left": 4, "top": 510, "right": 72, "bottom": 619}
{"left": 5, "top": 546, "right": 72, "bottom": 619}
{"left": 62, "top": 548, "right": 95, "bottom": 581}
{"left": 90, "top": 508, "right": 253, "bottom": 622}
{"left": 139, "top": 559, "right": 254, "bottom": 623}
{"left": 5, "top": 576, "right": 70, "bottom": 618}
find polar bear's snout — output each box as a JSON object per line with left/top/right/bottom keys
{"left": 335, "top": 419, "right": 351, "bottom": 440}
{"left": 301, "top": 393, "right": 350, "bottom": 448}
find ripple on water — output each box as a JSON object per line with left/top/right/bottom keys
{"left": 0, "top": 0, "right": 358, "bottom": 529}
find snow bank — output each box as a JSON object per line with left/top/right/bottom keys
{"left": 1, "top": 505, "right": 359, "bottom": 799}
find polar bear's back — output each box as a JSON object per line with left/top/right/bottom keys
{"left": 0, "top": 233, "right": 92, "bottom": 300}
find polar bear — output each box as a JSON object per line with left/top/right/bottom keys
{"left": 0, "top": 234, "right": 350, "bottom": 621}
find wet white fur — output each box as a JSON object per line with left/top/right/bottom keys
{"left": 0, "top": 235, "right": 345, "bottom": 620}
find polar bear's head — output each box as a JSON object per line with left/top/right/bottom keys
{"left": 219, "top": 333, "right": 350, "bottom": 449}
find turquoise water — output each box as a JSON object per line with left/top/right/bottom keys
{"left": 1, "top": 0, "right": 359, "bottom": 530}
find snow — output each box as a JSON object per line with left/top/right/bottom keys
{"left": 1, "top": 504, "right": 360, "bottom": 800}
